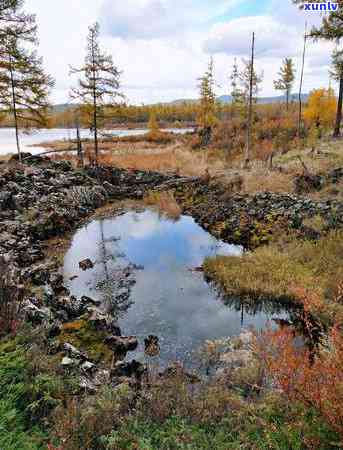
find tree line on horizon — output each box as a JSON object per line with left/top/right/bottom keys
{"left": 0, "top": 0, "right": 342, "bottom": 165}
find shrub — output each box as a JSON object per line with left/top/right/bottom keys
{"left": 256, "top": 324, "right": 343, "bottom": 445}
{"left": 0, "top": 257, "right": 26, "bottom": 336}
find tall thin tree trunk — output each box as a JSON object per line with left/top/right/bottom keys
{"left": 334, "top": 74, "right": 343, "bottom": 138}
{"left": 244, "top": 32, "right": 255, "bottom": 169}
{"left": 286, "top": 90, "right": 289, "bottom": 112}
{"left": 76, "top": 116, "right": 84, "bottom": 167}
{"left": 298, "top": 23, "right": 307, "bottom": 138}
{"left": 8, "top": 53, "right": 21, "bottom": 162}
{"left": 93, "top": 92, "right": 98, "bottom": 165}
{"left": 91, "top": 36, "right": 98, "bottom": 166}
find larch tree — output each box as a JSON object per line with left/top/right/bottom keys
{"left": 230, "top": 58, "right": 244, "bottom": 116}
{"left": 238, "top": 58, "right": 263, "bottom": 109}
{"left": 197, "top": 57, "right": 217, "bottom": 146}
{"left": 70, "top": 22, "right": 122, "bottom": 165}
{"left": 293, "top": 0, "right": 343, "bottom": 136}
{"left": 304, "top": 87, "right": 337, "bottom": 130}
{"left": 0, "top": 0, "right": 54, "bottom": 162}
{"left": 274, "top": 58, "right": 296, "bottom": 111}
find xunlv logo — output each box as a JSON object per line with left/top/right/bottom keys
{"left": 304, "top": 2, "right": 339, "bottom": 10}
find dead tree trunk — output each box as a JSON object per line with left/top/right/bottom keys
{"left": 334, "top": 74, "right": 343, "bottom": 138}
{"left": 298, "top": 23, "right": 307, "bottom": 139}
{"left": 8, "top": 52, "right": 21, "bottom": 163}
{"left": 244, "top": 32, "right": 255, "bottom": 169}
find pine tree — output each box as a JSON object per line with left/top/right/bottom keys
{"left": 197, "top": 57, "right": 217, "bottom": 145}
{"left": 0, "top": 0, "right": 53, "bottom": 161}
{"left": 293, "top": 0, "right": 343, "bottom": 136}
{"left": 274, "top": 58, "right": 296, "bottom": 111}
{"left": 70, "top": 22, "right": 122, "bottom": 165}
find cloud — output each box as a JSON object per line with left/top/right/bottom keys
{"left": 204, "top": 16, "right": 301, "bottom": 58}
{"left": 100, "top": 0, "right": 239, "bottom": 40}
{"left": 24, "top": 0, "right": 334, "bottom": 104}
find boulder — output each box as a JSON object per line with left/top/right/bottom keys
{"left": 79, "top": 258, "right": 94, "bottom": 271}
{"left": 105, "top": 335, "right": 138, "bottom": 354}
{"left": 144, "top": 335, "right": 160, "bottom": 357}
{"left": 111, "top": 360, "right": 146, "bottom": 379}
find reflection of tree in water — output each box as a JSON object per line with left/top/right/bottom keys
{"left": 95, "top": 219, "right": 135, "bottom": 319}
{"left": 221, "top": 294, "right": 323, "bottom": 351}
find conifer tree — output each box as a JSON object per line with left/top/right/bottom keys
{"left": 238, "top": 59, "right": 263, "bottom": 108}
{"left": 0, "top": 0, "right": 54, "bottom": 161}
{"left": 70, "top": 22, "right": 122, "bottom": 165}
{"left": 293, "top": 0, "right": 343, "bottom": 136}
{"left": 230, "top": 58, "right": 244, "bottom": 115}
{"left": 274, "top": 58, "right": 296, "bottom": 111}
{"left": 197, "top": 57, "right": 217, "bottom": 145}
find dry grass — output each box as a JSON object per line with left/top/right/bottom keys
{"left": 98, "top": 144, "right": 227, "bottom": 177}
{"left": 204, "top": 231, "right": 343, "bottom": 323}
{"left": 241, "top": 167, "right": 294, "bottom": 194}
{"left": 144, "top": 191, "right": 182, "bottom": 221}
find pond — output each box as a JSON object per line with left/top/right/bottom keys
{"left": 0, "top": 127, "right": 193, "bottom": 156}
{"left": 63, "top": 209, "right": 291, "bottom": 368}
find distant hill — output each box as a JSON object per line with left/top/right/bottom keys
{"left": 50, "top": 104, "right": 79, "bottom": 113}
{"left": 51, "top": 94, "right": 309, "bottom": 111}
{"left": 218, "top": 93, "right": 309, "bottom": 104}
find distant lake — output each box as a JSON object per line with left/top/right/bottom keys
{"left": 0, "top": 127, "right": 193, "bottom": 156}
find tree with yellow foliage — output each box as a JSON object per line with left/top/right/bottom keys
{"left": 304, "top": 88, "right": 337, "bottom": 131}
{"left": 148, "top": 110, "right": 159, "bottom": 132}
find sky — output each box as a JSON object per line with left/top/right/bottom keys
{"left": 25, "top": 0, "right": 337, "bottom": 105}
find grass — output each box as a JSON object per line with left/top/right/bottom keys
{"left": 144, "top": 190, "right": 182, "bottom": 221}
{"left": 204, "top": 231, "right": 343, "bottom": 324}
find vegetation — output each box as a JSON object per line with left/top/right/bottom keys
{"left": 0, "top": 0, "right": 54, "bottom": 161}
{"left": 0, "top": 1, "right": 343, "bottom": 449}
{"left": 274, "top": 58, "right": 296, "bottom": 111}
{"left": 293, "top": 0, "right": 343, "bottom": 136}
{"left": 204, "top": 230, "right": 343, "bottom": 324}
{"left": 70, "top": 22, "right": 122, "bottom": 165}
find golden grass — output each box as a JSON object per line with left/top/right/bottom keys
{"left": 241, "top": 167, "right": 294, "bottom": 194}
{"left": 204, "top": 231, "right": 343, "bottom": 322}
{"left": 99, "top": 145, "right": 227, "bottom": 177}
{"left": 144, "top": 191, "right": 182, "bottom": 221}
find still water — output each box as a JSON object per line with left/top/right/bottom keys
{"left": 63, "top": 209, "right": 290, "bottom": 367}
{"left": 0, "top": 127, "right": 192, "bottom": 156}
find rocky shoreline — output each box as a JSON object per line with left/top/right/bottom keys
{"left": 1, "top": 158, "right": 342, "bottom": 391}
{"left": 175, "top": 179, "right": 343, "bottom": 248}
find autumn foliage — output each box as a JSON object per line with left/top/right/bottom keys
{"left": 304, "top": 88, "right": 337, "bottom": 130}
{"left": 257, "top": 321, "right": 343, "bottom": 442}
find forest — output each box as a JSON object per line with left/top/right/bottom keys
{"left": 0, "top": 1, "right": 343, "bottom": 450}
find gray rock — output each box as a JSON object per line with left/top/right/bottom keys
{"left": 79, "top": 258, "right": 94, "bottom": 271}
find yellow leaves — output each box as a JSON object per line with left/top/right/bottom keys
{"left": 304, "top": 88, "right": 337, "bottom": 129}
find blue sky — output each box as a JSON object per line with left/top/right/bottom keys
{"left": 26, "top": 0, "right": 335, "bottom": 104}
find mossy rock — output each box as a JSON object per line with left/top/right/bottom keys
{"left": 59, "top": 319, "right": 113, "bottom": 365}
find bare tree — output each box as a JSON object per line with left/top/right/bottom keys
{"left": 244, "top": 32, "right": 255, "bottom": 169}
{"left": 70, "top": 22, "right": 122, "bottom": 165}
{"left": 298, "top": 23, "right": 307, "bottom": 138}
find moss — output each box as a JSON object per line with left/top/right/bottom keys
{"left": 59, "top": 319, "right": 113, "bottom": 364}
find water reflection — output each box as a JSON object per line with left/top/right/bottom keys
{"left": 64, "top": 209, "right": 294, "bottom": 367}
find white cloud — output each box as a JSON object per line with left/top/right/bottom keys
{"left": 100, "top": 0, "right": 240, "bottom": 40}
{"left": 22, "top": 0, "right": 335, "bottom": 104}
{"left": 204, "top": 16, "right": 301, "bottom": 58}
